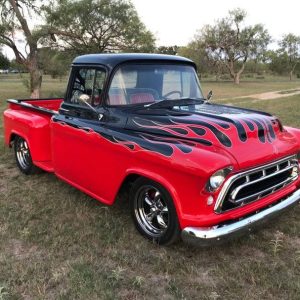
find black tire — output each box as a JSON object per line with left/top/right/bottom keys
{"left": 130, "top": 177, "right": 180, "bottom": 245}
{"left": 14, "top": 136, "right": 40, "bottom": 175}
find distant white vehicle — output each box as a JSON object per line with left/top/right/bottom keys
{"left": 0, "top": 69, "right": 9, "bottom": 74}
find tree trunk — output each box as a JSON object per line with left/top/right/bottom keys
{"left": 234, "top": 62, "right": 246, "bottom": 85}
{"left": 289, "top": 63, "right": 298, "bottom": 81}
{"left": 234, "top": 74, "right": 240, "bottom": 84}
{"left": 227, "top": 60, "right": 236, "bottom": 79}
{"left": 254, "top": 59, "right": 258, "bottom": 74}
{"left": 29, "top": 62, "right": 42, "bottom": 99}
{"left": 225, "top": 59, "right": 239, "bottom": 83}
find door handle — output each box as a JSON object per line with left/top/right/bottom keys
{"left": 78, "top": 126, "right": 92, "bottom": 132}
{"left": 59, "top": 108, "right": 70, "bottom": 112}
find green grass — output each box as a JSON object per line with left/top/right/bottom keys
{"left": 201, "top": 76, "right": 300, "bottom": 99}
{"left": 224, "top": 95, "right": 300, "bottom": 128}
{"left": 0, "top": 73, "right": 67, "bottom": 99}
{"left": 0, "top": 75, "right": 300, "bottom": 299}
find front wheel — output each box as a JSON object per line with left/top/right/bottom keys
{"left": 14, "top": 136, "right": 40, "bottom": 175}
{"left": 130, "top": 178, "right": 180, "bottom": 245}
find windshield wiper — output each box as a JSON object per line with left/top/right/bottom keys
{"left": 145, "top": 98, "right": 205, "bottom": 109}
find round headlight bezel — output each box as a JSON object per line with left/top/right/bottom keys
{"left": 206, "top": 167, "right": 233, "bottom": 192}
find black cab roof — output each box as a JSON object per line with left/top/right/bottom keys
{"left": 72, "top": 53, "right": 196, "bottom": 70}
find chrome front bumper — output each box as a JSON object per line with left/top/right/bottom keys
{"left": 181, "top": 189, "right": 300, "bottom": 247}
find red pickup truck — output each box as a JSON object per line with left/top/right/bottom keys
{"left": 3, "top": 54, "right": 300, "bottom": 246}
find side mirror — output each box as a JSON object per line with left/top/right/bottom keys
{"left": 207, "top": 90, "right": 213, "bottom": 101}
{"left": 78, "top": 94, "right": 91, "bottom": 105}
{"left": 78, "top": 94, "right": 97, "bottom": 112}
{"left": 78, "top": 94, "right": 103, "bottom": 120}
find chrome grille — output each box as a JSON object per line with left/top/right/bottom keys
{"left": 215, "top": 155, "right": 299, "bottom": 213}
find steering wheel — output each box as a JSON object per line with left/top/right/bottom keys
{"left": 163, "top": 90, "right": 182, "bottom": 99}
{"left": 72, "top": 87, "right": 85, "bottom": 93}
{"left": 71, "top": 88, "right": 87, "bottom": 104}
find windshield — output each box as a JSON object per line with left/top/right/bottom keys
{"left": 108, "top": 64, "right": 203, "bottom": 106}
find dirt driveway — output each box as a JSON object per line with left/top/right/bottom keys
{"left": 231, "top": 88, "right": 300, "bottom": 101}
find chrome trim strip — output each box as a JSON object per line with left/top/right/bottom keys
{"left": 182, "top": 189, "right": 300, "bottom": 247}
{"left": 233, "top": 176, "right": 296, "bottom": 204}
{"left": 214, "top": 155, "right": 298, "bottom": 213}
{"left": 230, "top": 164, "right": 297, "bottom": 200}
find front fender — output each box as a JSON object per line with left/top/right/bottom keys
{"left": 117, "top": 148, "right": 235, "bottom": 229}
{"left": 286, "top": 126, "right": 300, "bottom": 147}
{"left": 123, "top": 168, "right": 183, "bottom": 219}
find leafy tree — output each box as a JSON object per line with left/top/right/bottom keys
{"left": 0, "top": 0, "right": 49, "bottom": 97}
{"left": 243, "top": 58, "right": 268, "bottom": 75}
{"left": 0, "top": 49, "right": 10, "bottom": 69}
{"left": 0, "top": 0, "right": 154, "bottom": 98}
{"left": 156, "top": 46, "right": 179, "bottom": 55}
{"left": 279, "top": 33, "right": 300, "bottom": 80}
{"left": 43, "top": 0, "right": 156, "bottom": 55}
{"left": 10, "top": 59, "right": 27, "bottom": 72}
{"left": 192, "top": 8, "right": 271, "bottom": 84}
{"left": 38, "top": 48, "right": 71, "bottom": 79}
{"left": 265, "top": 50, "right": 288, "bottom": 75}
{"left": 178, "top": 43, "right": 225, "bottom": 80}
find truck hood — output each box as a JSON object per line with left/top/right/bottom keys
{"left": 125, "top": 103, "right": 300, "bottom": 169}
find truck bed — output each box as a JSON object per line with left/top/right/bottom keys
{"left": 4, "top": 98, "right": 64, "bottom": 172}
{"left": 7, "top": 98, "right": 63, "bottom": 115}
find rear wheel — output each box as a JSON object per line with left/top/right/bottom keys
{"left": 130, "top": 178, "right": 180, "bottom": 245}
{"left": 14, "top": 136, "right": 40, "bottom": 175}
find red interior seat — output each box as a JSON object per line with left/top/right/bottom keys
{"left": 130, "top": 93, "right": 155, "bottom": 104}
{"left": 109, "top": 94, "right": 126, "bottom": 105}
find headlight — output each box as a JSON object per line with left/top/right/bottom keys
{"left": 206, "top": 167, "right": 232, "bottom": 192}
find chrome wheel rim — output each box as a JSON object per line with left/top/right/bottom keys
{"left": 16, "top": 139, "right": 31, "bottom": 169}
{"left": 134, "top": 185, "right": 169, "bottom": 237}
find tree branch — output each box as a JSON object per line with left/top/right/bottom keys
{"left": 8, "top": 0, "right": 32, "bottom": 40}
{"left": 0, "top": 34, "right": 26, "bottom": 63}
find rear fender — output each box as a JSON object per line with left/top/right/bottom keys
{"left": 4, "top": 108, "right": 52, "bottom": 162}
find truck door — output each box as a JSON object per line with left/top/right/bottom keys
{"left": 51, "top": 66, "right": 114, "bottom": 203}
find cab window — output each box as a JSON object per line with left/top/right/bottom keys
{"left": 107, "top": 64, "right": 203, "bottom": 106}
{"left": 70, "top": 67, "right": 106, "bottom": 106}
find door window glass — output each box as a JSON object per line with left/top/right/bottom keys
{"left": 70, "top": 68, "right": 106, "bottom": 106}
